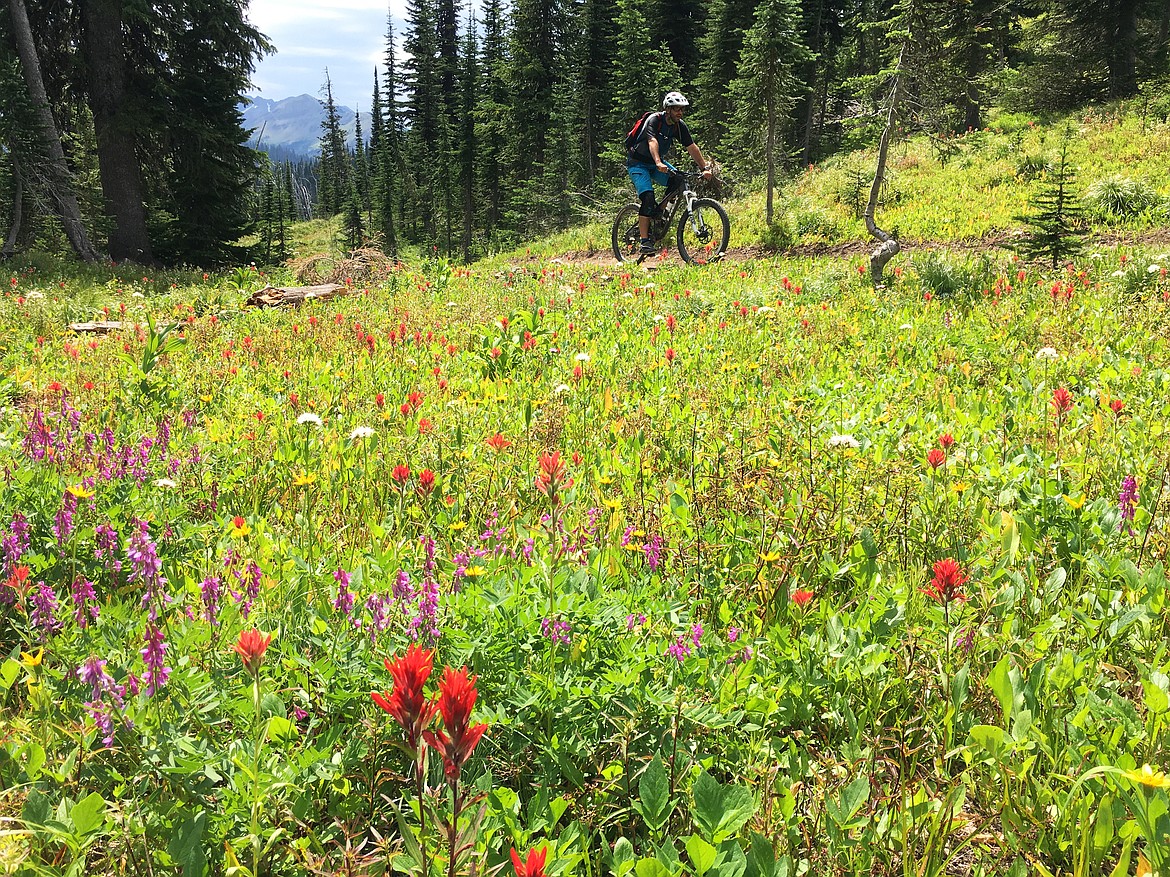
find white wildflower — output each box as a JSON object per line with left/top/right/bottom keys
{"left": 153, "top": 478, "right": 177, "bottom": 489}
{"left": 827, "top": 434, "right": 860, "bottom": 450}
{"left": 575, "top": 352, "right": 590, "bottom": 362}
{"left": 899, "top": 323, "right": 913, "bottom": 330}
{"left": 297, "top": 412, "right": 323, "bottom": 427}
{"left": 756, "top": 306, "right": 774, "bottom": 314}
{"left": 1148, "top": 264, "right": 1162, "bottom": 274}
{"left": 1035, "top": 347, "right": 1059, "bottom": 361}
{"left": 554, "top": 383, "right": 572, "bottom": 395}
{"left": 1111, "top": 269, "right": 1126, "bottom": 277}
{"left": 349, "top": 426, "right": 376, "bottom": 440}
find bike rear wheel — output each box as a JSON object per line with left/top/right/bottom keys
{"left": 612, "top": 204, "right": 643, "bottom": 263}
{"left": 676, "top": 198, "right": 730, "bottom": 264}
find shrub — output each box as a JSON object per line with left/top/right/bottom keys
{"left": 1083, "top": 175, "right": 1160, "bottom": 221}
{"left": 912, "top": 251, "right": 995, "bottom": 301}
{"left": 1015, "top": 153, "right": 1051, "bottom": 181}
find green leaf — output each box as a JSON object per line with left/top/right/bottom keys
{"left": 168, "top": 812, "right": 209, "bottom": 877}
{"left": 0, "top": 658, "right": 20, "bottom": 690}
{"left": 613, "top": 838, "right": 637, "bottom": 877}
{"left": 22, "top": 788, "right": 50, "bottom": 827}
{"left": 988, "top": 655, "right": 1014, "bottom": 725}
{"left": 70, "top": 792, "right": 107, "bottom": 836}
{"left": 715, "top": 785, "right": 755, "bottom": 840}
{"left": 636, "top": 858, "right": 671, "bottom": 877}
{"left": 745, "top": 832, "right": 775, "bottom": 877}
{"left": 691, "top": 771, "right": 723, "bottom": 840}
{"left": 1144, "top": 673, "right": 1170, "bottom": 715}
{"left": 686, "top": 835, "right": 716, "bottom": 877}
{"left": 968, "top": 724, "right": 1008, "bottom": 760}
{"left": 639, "top": 754, "right": 671, "bottom": 830}
{"left": 826, "top": 774, "right": 869, "bottom": 828}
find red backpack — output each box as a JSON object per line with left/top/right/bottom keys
{"left": 624, "top": 111, "right": 659, "bottom": 151}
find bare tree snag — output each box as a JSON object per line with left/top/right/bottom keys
{"left": 863, "top": 44, "right": 905, "bottom": 285}
{"left": 8, "top": 0, "right": 101, "bottom": 263}
{"left": 2, "top": 148, "right": 23, "bottom": 258}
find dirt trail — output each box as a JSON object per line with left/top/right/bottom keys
{"left": 538, "top": 227, "right": 1170, "bottom": 267}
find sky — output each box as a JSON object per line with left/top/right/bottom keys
{"left": 247, "top": 0, "right": 404, "bottom": 108}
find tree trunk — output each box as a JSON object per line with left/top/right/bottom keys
{"left": 79, "top": 0, "right": 156, "bottom": 265}
{"left": 2, "top": 148, "right": 23, "bottom": 257}
{"left": 765, "top": 90, "right": 775, "bottom": 226}
{"left": 7, "top": 0, "right": 101, "bottom": 262}
{"left": 864, "top": 45, "right": 904, "bottom": 284}
{"left": 1109, "top": 0, "right": 1140, "bottom": 98}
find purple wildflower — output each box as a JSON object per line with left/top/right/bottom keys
{"left": 141, "top": 623, "right": 170, "bottom": 696}
{"left": 727, "top": 626, "right": 741, "bottom": 643}
{"left": 200, "top": 575, "right": 222, "bottom": 626}
{"left": 1119, "top": 475, "right": 1138, "bottom": 536}
{"left": 71, "top": 578, "right": 99, "bottom": 628}
{"left": 409, "top": 536, "right": 440, "bottom": 644}
{"left": 365, "top": 592, "right": 390, "bottom": 643}
{"left": 644, "top": 534, "right": 664, "bottom": 572}
{"left": 53, "top": 490, "right": 78, "bottom": 546}
{"left": 666, "top": 636, "right": 692, "bottom": 662}
{"left": 626, "top": 613, "right": 647, "bottom": 631}
{"left": 2, "top": 512, "right": 30, "bottom": 573}
{"left": 541, "top": 617, "right": 572, "bottom": 645}
{"left": 393, "top": 569, "right": 413, "bottom": 602}
{"left": 333, "top": 568, "right": 355, "bottom": 619}
{"left": 30, "top": 582, "right": 63, "bottom": 636}
{"left": 690, "top": 622, "right": 703, "bottom": 648}
{"left": 126, "top": 519, "right": 167, "bottom": 621}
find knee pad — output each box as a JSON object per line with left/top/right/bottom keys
{"left": 638, "top": 190, "right": 657, "bottom": 217}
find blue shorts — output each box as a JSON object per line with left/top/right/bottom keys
{"left": 626, "top": 161, "right": 677, "bottom": 195}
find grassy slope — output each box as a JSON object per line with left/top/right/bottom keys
{"left": 500, "top": 108, "right": 1170, "bottom": 262}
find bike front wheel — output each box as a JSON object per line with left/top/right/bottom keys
{"left": 612, "top": 204, "right": 643, "bottom": 263}
{"left": 676, "top": 199, "right": 730, "bottom": 264}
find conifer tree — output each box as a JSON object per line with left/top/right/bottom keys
{"left": 1014, "top": 134, "right": 1086, "bottom": 269}
{"left": 317, "top": 73, "right": 349, "bottom": 217}
{"left": 609, "top": 0, "right": 681, "bottom": 154}
{"left": 730, "top": 0, "right": 809, "bottom": 224}
{"left": 403, "top": 0, "right": 441, "bottom": 239}
{"left": 476, "top": 0, "right": 510, "bottom": 235}
{"left": 459, "top": 13, "right": 479, "bottom": 261}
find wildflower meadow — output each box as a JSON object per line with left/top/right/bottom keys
{"left": 4, "top": 123, "right": 1170, "bottom": 876}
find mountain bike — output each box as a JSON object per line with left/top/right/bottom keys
{"left": 611, "top": 170, "right": 731, "bottom": 265}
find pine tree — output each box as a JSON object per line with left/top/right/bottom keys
{"left": 693, "top": 0, "right": 757, "bottom": 154}
{"left": 1014, "top": 134, "right": 1086, "bottom": 269}
{"left": 459, "top": 13, "right": 479, "bottom": 261}
{"left": 317, "top": 73, "right": 349, "bottom": 217}
{"left": 609, "top": 0, "right": 681, "bottom": 156}
{"left": 403, "top": 0, "right": 441, "bottom": 240}
{"left": 476, "top": 0, "right": 510, "bottom": 235}
{"left": 730, "top": 0, "right": 809, "bottom": 224}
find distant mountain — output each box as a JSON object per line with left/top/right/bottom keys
{"left": 242, "top": 95, "right": 370, "bottom": 159}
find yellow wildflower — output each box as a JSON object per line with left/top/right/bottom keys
{"left": 463, "top": 565, "right": 487, "bottom": 578}
{"left": 1125, "top": 765, "right": 1170, "bottom": 789}
{"left": 20, "top": 648, "right": 43, "bottom": 668}
{"left": 292, "top": 472, "right": 316, "bottom": 487}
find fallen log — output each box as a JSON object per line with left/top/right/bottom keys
{"left": 245, "top": 283, "right": 347, "bottom": 308}
{"left": 68, "top": 320, "right": 125, "bottom": 334}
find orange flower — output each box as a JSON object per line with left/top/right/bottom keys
{"left": 534, "top": 451, "right": 567, "bottom": 501}
{"left": 233, "top": 628, "right": 273, "bottom": 675}
{"left": 939, "top": 433, "right": 955, "bottom": 449}
{"left": 372, "top": 645, "right": 440, "bottom": 751}
{"left": 926, "top": 448, "right": 946, "bottom": 469}
{"left": 1052, "top": 387, "right": 1073, "bottom": 416}
{"left": 418, "top": 469, "right": 436, "bottom": 494}
{"left": 791, "top": 588, "right": 814, "bottom": 609}
{"left": 486, "top": 432, "right": 512, "bottom": 452}
{"left": 511, "top": 847, "right": 548, "bottom": 877}
{"left": 922, "top": 558, "right": 968, "bottom": 604}
{"left": 422, "top": 666, "right": 489, "bottom": 781}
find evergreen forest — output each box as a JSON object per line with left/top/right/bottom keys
{"left": 1, "top": 0, "right": 1169, "bottom": 266}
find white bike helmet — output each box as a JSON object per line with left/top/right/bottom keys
{"left": 663, "top": 91, "right": 690, "bottom": 110}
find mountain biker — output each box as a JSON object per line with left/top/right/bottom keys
{"left": 626, "top": 91, "right": 714, "bottom": 256}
